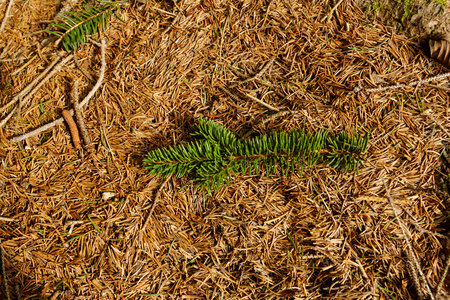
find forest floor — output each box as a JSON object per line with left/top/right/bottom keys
{"left": 357, "top": 0, "right": 450, "bottom": 37}
{"left": 0, "top": 0, "right": 450, "bottom": 299}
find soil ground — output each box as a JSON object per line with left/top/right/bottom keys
{"left": 0, "top": 0, "right": 450, "bottom": 299}
{"left": 357, "top": 0, "right": 450, "bottom": 37}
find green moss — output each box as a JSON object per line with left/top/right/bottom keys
{"left": 400, "top": 0, "right": 413, "bottom": 21}
{"left": 365, "top": 0, "right": 383, "bottom": 13}
{"left": 432, "top": 0, "right": 447, "bottom": 6}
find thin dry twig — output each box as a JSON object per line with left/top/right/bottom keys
{"left": 20, "top": 53, "right": 72, "bottom": 106}
{"left": 73, "top": 54, "right": 95, "bottom": 83}
{"left": 383, "top": 178, "right": 435, "bottom": 300}
{"left": 14, "top": 283, "right": 20, "bottom": 300}
{"left": 0, "top": 40, "right": 11, "bottom": 60}
{"left": 64, "top": 220, "right": 84, "bottom": 235}
{"left": 320, "top": 0, "right": 344, "bottom": 22}
{"left": 242, "top": 92, "right": 280, "bottom": 112}
{"left": 356, "top": 72, "right": 450, "bottom": 94}
{"left": 72, "top": 79, "right": 94, "bottom": 152}
{"left": 216, "top": 85, "right": 279, "bottom": 111}
{"left": 10, "top": 39, "right": 106, "bottom": 143}
{"left": 10, "top": 55, "right": 38, "bottom": 76}
{"left": 0, "top": 0, "right": 14, "bottom": 35}
{"left": 230, "top": 67, "right": 281, "bottom": 89}
{"left": 240, "top": 109, "right": 301, "bottom": 140}
{"left": 261, "top": 110, "right": 301, "bottom": 126}
{"left": 0, "top": 108, "right": 16, "bottom": 128}
{"left": 160, "top": 12, "right": 181, "bottom": 36}
{"left": 424, "top": 83, "right": 450, "bottom": 92}
{"left": 409, "top": 221, "right": 449, "bottom": 240}
{"left": 0, "top": 53, "right": 64, "bottom": 114}
{"left": 229, "top": 58, "right": 276, "bottom": 88}
{"left": 62, "top": 109, "right": 81, "bottom": 149}
{"left": 435, "top": 254, "right": 450, "bottom": 296}
{"left": 0, "top": 53, "right": 72, "bottom": 128}
{"left": 1, "top": 241, "right": 10, "bottom": 300}
{"left": 216, "top": 85, "right": 242, "bottom": 103}
{"left": 142, "top": 176, "right": 171, "bottom": 230}
{"left": 87, "top": 37, "right": 102, "bottom": 48}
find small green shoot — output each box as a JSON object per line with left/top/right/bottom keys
{"left": 88, "top": 216, "right": 102, "bottom": 235}
{"left": 286, "top": 231, "right": 297, "bottom": 252}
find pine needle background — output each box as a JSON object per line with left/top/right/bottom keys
{"left": 0, "top": 0, "right": 449, "bottom": 299}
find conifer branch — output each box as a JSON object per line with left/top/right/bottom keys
{"left": 143, "top": 118, "right": 369, "bottom": 193}
{"left": 44, "top": 1, "right": 126, "bottom": 51}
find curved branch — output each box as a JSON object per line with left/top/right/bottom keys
{"left": 10, "top": 39, "right": 106, "bottom": 143}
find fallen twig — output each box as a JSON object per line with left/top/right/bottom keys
{"left": 142, "top": 176, "right": 171, "bottom": 230}
{"left": 10, "top": 39, "right": 106, "bottom": 143}
{"left": 1, "top": 53, "right": 72, "bottom": 128}
{"left": 436, "top": 254, "right": 450, "bottom": 296}
{"left": 383, "top": 178, "right": 435, "bottom": 300}
{"left": 216, "top": 85, "right": 241, "bottom": 103}
{"left": 62, "top": 109, "right": 81, "bottom": 149}
{"left": 216, "top": 85, "right": 279, "bottom": 111}
{"left": 10, "top": 55, "right": 38, "bottom": 76}
{"left": 73, "top": 54, "right": 94, "bottom": 83}
{"left": 72, "top": 79, "right": 94, "bottom": 152}
{"left": 229, "top": 58, "right": 275, "bottom": 88}
{"left": 242, "top": 92, "right": 280, "bottom": 112}
{"left": 0, "top": 40, "right": 11, "bottom": 60}
{"left": 14, "top": 283, "right": 20, "bottom": 300}
{"left": 20, "top": 54, "right": 73, "bottom": 109}
{"left": 240, "top": 109, "right": 301, "bottom": 140}
{"left": 0, "top": 53, "right": 64, "bottom": 114}
{"left": 64, "top": 220, "right": 84, "bottom": 235}
{"left": 320, "top": 0, "right": 344, "bottom": 22}
{"left": 355, "top": 72, "right": 450, "bottom": 94}
{"left": 0, "top": 0, "right": 14, "bottom": 35}
{"left": 1, "top": 241, "right": 10, "bottom": 300}
{"left": 0, "top": 109, "right": 16, "bottom": 128}
{"left": 261, "top": 110, "right": 298, "bottom": 126}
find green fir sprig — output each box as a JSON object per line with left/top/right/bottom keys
{"left": 44, "top": 1, "right": 126, "bottom": 52}
{"left": 143, "top": 118, "right": 369, "bottom": 193}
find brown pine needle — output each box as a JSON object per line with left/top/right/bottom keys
{"left": 74, "top": 54, "right": 95, "bottom": 83}
{"left": 142, "top": 176, "right": 171, "bottom": 230}
{"left": 0, "top": 107, "right": 17, "bottom": 128}
{"left": 383, "top": 178, "right": 435, "bottom": 300}
{"left": 1, "top": 241, "right": 10, "bottom": 300}
{"left": 261, "top": 110, "right": 301, "bottom": 126}
{"left": 0, "top": 53, "right": 64, "bottom": 114}
{"left": 229, "top": 58, "right": 275, "bottom": 88}
{"left": 356, "top": 71, "right": 450, "bottom": 94}
{"left": 435, "top": 254, "right": 450, "bottom": 296}
{"left": 72, "top": 79, "right": 94, "bottom": 152}
{"left": 10, "top": 39, "right": 106, "bottom": 143}
{"left": 0, "top": 0, "right": 14, "bottom": 35}
{"left": 242, "top": 92, "right": 280, "bottom": 112}
{"left": 0, "top": 53, "right": 72, "bottom": 128}
{"left": 19, "top": 54, "right": 73, "bottom": 109}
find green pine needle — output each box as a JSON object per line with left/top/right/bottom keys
{"left": 143, "top": 118, "right": 370, "bottom": 193}
{"left": 44, "top": 1, "right": 126, "bottom": 52}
